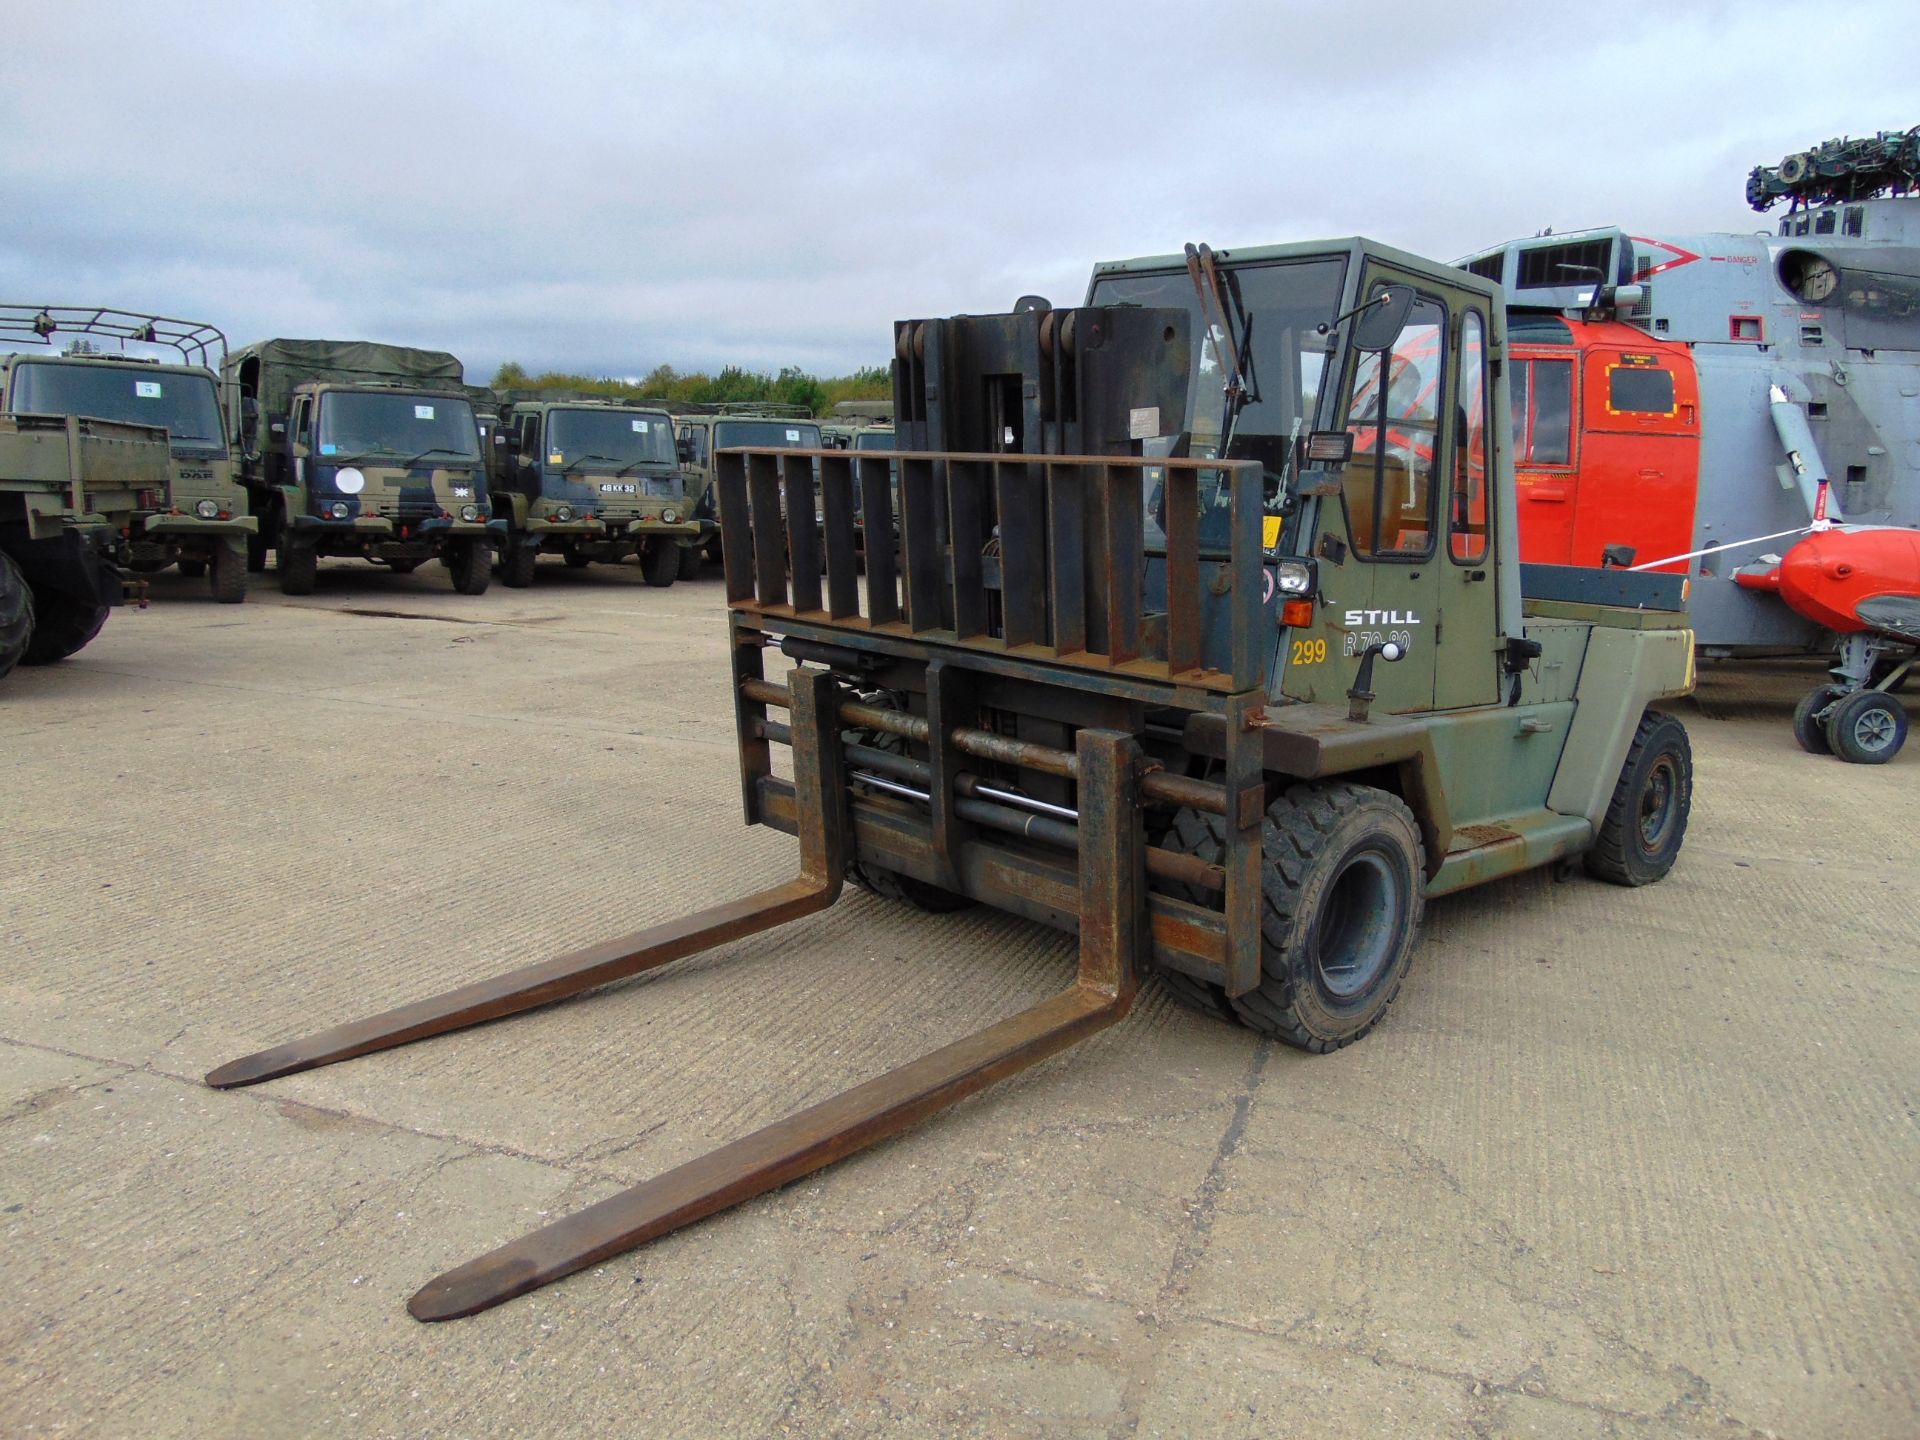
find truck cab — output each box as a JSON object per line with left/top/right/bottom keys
{"left": 0, "top": 308, "right": 256, "bottom": 604}
{"left": 488, "top": 398, "right": 700, "bottom": 587}
{"left": 228, "top": 340, "right": 505, "bottom": 596}
{"left": 678, "top": 409, "right": 823, "bottom": 570}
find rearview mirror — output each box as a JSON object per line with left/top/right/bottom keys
{"left": 676, "top": 435, "right": 694, "bottom": 465}
{"left": 1350, "top": 284, "right": 1416, "bottom": 352}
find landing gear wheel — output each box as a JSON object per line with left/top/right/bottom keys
{"left": 177, "top": 557, "right": 207, "bottom": 580}
{"left": 563, "top": 550, "right": 590, "bottom": 569}
{"left": 677, "top": 543, "right": 703, "bottom": 581}
{"left": 1153, "top": 809, "right": 1244, "bottom": 1023}
{"left": 278, "top": 541, "right": 317, "bottom": 596}
{"left": 208, "top": 545, "right": 246, "bottom": 604}
{"left": 1586, "top": 710, "right": 1692, "bottom": 885}
{"left": 1826, "top": 689, "right": 1908, "bottom": 764}
{"left": 1186, "top": 783, "right": 1425, "bottom": 1051}
{"left": 0, "top": 551, "right": 34, "bottom": 682}
{"left": 21, "top": 590, "right": 109, "bottom": 665}
{"left": 641, "top": 538, "right": 679, "bottom": 588}
{"left": 1793, "top": 684, "right": 1844, "bottom": 754}
{"left": 447, "top": 540, "right": 491, "bottom": 596}
{"left": 501, "top": 544, "right": 538, "bottom": 588}
{"left": 847, "top": 860, "right": 976, "bottom": 914}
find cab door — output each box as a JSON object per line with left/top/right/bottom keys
{"left": 1570, "top": 347, "right": 1699, "bottom": 572}
{"left": 1432, "top": 306, "right": 1501, "bottom": 709}
{"left": 1296, "top": 270, "right": 1451, "bottom": 716}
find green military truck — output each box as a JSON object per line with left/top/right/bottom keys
{"left": 0, "top": 411, "right": 167, "bottom": 682}
{"left": 226, "top": 340, "right": 504, "bottom": 595}
{"left": 486, "top": 395, "right": 701, "bottom": 586}
{"left": 0, "top": 307, "right": 255, "bottom": 603}
{"left": 676, "top": 405, "right": 822, "bottom": 573}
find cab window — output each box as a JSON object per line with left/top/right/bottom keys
{"left": 1451, "top": 311, "right": 1490, "bottom": 564}
{"left": 1608, "top": 365, "right": 1675, "bottom": 415}
{"left": 292, "top": 397, "right": 312, "bottom": 448}
{"left": 1511, "top": 358, "right": 1572, "bottom": 465}
{"left": 1342, "top": 291, "right": 1445, "bottom": 559}
{"left": 679, "top": 424, "right": 709, "bottom": 466}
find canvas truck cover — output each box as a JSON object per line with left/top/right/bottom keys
{"left": 225, "top": 339, "right": 466, "bottom": 418}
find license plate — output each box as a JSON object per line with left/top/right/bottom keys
{"left": 599, "top": 482, "right": 638, "bottom": 494}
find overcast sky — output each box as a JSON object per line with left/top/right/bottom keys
{"left": 1, "top": 1, "right": 1912, "bottom": 384}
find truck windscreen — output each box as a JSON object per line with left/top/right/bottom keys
{"left": 547, "top": 409, "right": 676, "bottom": 468}
{"left": 714, "top": 420, "right": 822, "bottom": 449}
{"left": 1089, "top": 256, "right": 1347, "bottom": 553}
{"left": 10, "top": 361, "right": 226, "bottom": 451}
{"left": 318, "top": 393, "right": 480, "bottom": 463}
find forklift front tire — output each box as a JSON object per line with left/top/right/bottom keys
{"left": 847, "top": 859, "right": 975, "bottom": 914}
{"left": 1585, "top": 710, "right": 1692, "bottom": 886}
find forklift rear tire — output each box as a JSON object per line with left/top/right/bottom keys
{"left": 448, "top": 540, "right": 491, "bottom": 596}
{"left": 641, "top": 539, "right": 679, "bottom": 588}
{"left": 176, "top": 557, "right": 207, "bottom": 580}
{"left": 847, "top": 860, "right": 976, "bottom": 914}
{"left": 209, "top": 545, "right": 246, "bottom": 604}
{"left": 1792, "top": 684, "right": 1845, "bottom": 755}
{"left": 1585, "top": 710, "right": 1692, "bottom": 886}
{"left": 21, "top": 590, "right": 109, "bottom": 665}
{"left": 0, "top": 552, "right": 34, "bottom": 682}
{"left": 1826, "top": 689, "right": 1907, "bottom": 765}
{"left": 279, "top": 542, "right": 318, "bottom": 596}
{"left": 678, "top": 544, "right": 703, "bottom": 581}
{"left": 1165, "top": 783, "right": 1424, "bottom": 1050}
{"left": 501, "top": 544, "right": 538, "bottom": 588}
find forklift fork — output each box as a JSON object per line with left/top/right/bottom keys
{"left": 206, "top": 667, "right": 1146, "bottom": 1320}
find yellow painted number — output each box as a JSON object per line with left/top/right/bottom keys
{"left": 1289, "top": 638, "right": 1327, "bottom": 666}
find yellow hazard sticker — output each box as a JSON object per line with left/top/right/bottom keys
{"left": 1262, "top": 515, "right": 1283, "bottom": 549}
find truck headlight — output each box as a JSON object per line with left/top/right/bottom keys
{"left": 554, "top": 504, "right": 575, "bottom": 522}
{"left": 662, "top": 509, "right": 678, "bottom": 524}
{"left": 1275, "top": 558, "right": 1317, "bottom": 596}
{"left": 460, "top": 504, "right": 480, "bottom": 522}
{"left": 194, "top": 498, "right": 219, "bottom": 520}
{"left": 327, "top": 500, "right": 351, "bottom": 520}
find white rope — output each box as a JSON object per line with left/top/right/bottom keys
{"left": 1627, "top": 525, "right": 1814, "bottom": 572}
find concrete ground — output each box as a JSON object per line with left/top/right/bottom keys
{"left": 1, "top": 558, "right": 1914, "bottom": 1440}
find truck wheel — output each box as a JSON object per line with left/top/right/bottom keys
{"left": 1792, "top": 684, "right": 1844, "bottom": 754}
{"left": 208, "top": 545, "right": 247, "bottom": 604}
{"left": 1585, "top": 711, "right": 1692, "bottom": 886}
{"left": 1826, "top": 690, "right": 1907, "bottom": 764}
{"left": 847, "top": 859, "right": 975, "bottom": 913}
{"left": 448, "top": 541, "right": 491, "bottom": 596}
{"left": 677, "top": 543, "right": 703, "bottom": 581}
{"left": 501, "top": 544, "right": 538, "bottom": 588}
{"left": 641, "top": 538, "right": 679, "bottom": 588}
{"left": 279, "top": 542, "right": 318, "bottom": 596}
{"left": 177, "top": 557, "right": 207, "bottom": 579}
{"left": 1185, "top": 783, "right": 1425, "bottom": 1051}
{"left": 0, "top": 552, "right": 34, "bottom": 682}
{"left": 22, "top": 591, "right": 109, "bottom": 665}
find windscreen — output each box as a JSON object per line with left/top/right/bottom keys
{"left": 546, "top": 409, "right": 676, "bottom": 469}
{"left": 10, "top": 361, "right": 226, "bottom": 451}
{"left": 318, "top": 392, "right": 480, "bottom": 463}
{"left": 1089, "top": 256, "right": 1347, "bottom": 553}
{"left": 715, "top": 419, "right": 821, "bottom": 449}
{"left": 852, "top": 429, "right": 895, "bottom": 451}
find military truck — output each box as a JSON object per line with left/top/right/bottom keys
{"left": 226, "top": 340, "right": 504, "bottom": 595}
{"left": 209, "top": 235, "right": 1698, "bottom": 1321}
{"left": 0, "top": 307, "right": 255, "bottom": 603}
{"left": 677, "top": 405, "right": 822, "bottom": 573}
{"left": 486, "top": 396, "right": 701, "bottom": 586}
{"left": 1, "top": 412, "right": 166, "bottom": 682}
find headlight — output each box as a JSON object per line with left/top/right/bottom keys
{"left": 554, "top": 504, "right": 575, "bottom": 522}
{"left": 194, "top": 498, "right": 219, "bottom": 520}
{"left": 460, "top": 504, "right": 479, "bottom": 523}
{"left": 662, "top": 509, "right": 678, "bottom": 524}
{"left": 327, "top": 500, "right": 351, "bottom": 520}
{"left": 1275, "top": 559, "right": 1317, "bottom": 596}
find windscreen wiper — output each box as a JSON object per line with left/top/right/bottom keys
{"left": 562, "top": 453, "right": 622, "bottom": 472}
{"left": 402, "top": 446, "right": 470, "bottom": 469}
{"left": 1183, "top": 242, "right": 1258, "bottom": 451}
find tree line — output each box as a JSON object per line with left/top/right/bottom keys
{"left": 489, "top": 361, "right": 891, "bottom": 416}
